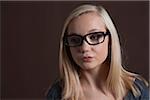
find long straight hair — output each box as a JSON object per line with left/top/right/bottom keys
{"left": 59, "top": 4, "right": 147, "bottom": 100}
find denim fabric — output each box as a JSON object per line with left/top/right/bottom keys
{"left": 47, "top": 78, "right": 149, "bottom": 100}
{"left": 123, "top": 78, "right": 149, "bottom": 100}
{"left": 47, "top": 80, "right": 62, "bottom": 100}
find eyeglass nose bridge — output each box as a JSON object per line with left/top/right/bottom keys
{"left": 80, "top": 35, "right": 92, "bottom": 46}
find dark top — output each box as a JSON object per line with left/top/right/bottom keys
{"left": 47, "top": 78, "right": 149, "bottom": 100}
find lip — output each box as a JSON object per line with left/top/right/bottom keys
{"left": 82, "top": 56, "right": 93, "bottom": 62}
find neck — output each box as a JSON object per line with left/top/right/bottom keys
{"left": 80, "top": 62, "right": 110, "bottom": 91}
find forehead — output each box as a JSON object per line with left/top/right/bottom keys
{"left": 68, "top": 12, "right": 106, "bottom": 35}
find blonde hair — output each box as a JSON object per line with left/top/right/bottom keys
{"left": 59, "top": 4, "right": 148, "bottom": 100}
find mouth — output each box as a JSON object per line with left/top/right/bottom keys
{"left": 82, "top": 56, "right": 93, "bottom": 62}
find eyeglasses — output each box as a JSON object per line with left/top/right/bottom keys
{"left": 63, "top": 31, "right": 110, "bottom": 47}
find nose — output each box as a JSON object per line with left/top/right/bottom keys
{"left": 80, "top": 40, "right": 91, "bottom": 53}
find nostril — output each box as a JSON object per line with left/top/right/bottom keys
{"left": 81, "top": 50, "right": 86, "bottom": 54}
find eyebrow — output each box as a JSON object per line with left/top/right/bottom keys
{"left": 88, "top": 29, "right": 101, "bottom": 33}
{"left": 68, "top": 32, "right": 80, "bottom": 35}
{"left": 68, "top": 29, "right": 102, "bottom": 35}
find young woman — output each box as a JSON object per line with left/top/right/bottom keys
{"left": 47, "top": 4, "right": 149, "bottom": 100}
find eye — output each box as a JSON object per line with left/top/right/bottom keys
{"left": 68, "top": 36, "right": 81, "bottom": 44}
{"left": 89, "top": 33, "right": 103, "bottom": 40}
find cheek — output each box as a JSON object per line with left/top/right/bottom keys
{"left": 95, "top": 37, "right": 109, "bottom": 61}
{"left": 70, "top": 48, "right": 79, "bottom": 61}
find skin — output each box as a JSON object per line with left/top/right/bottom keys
{"left": 68, "top": 12, "right": 116, "bottom": 100}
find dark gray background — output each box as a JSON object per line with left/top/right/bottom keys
{"left": 1, "top": 1, "right": 149, "bottom": 99}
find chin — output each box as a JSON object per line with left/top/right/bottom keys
{"left": 79, "top": 62, "right": 100, "bottom": 70}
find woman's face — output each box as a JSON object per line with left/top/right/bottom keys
{"left": 67, "top": 12, "right": 109, "bottom": 70}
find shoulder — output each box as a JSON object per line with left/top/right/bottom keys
{"left": 134, "top": 78, "right": 149, "bottom": 99}
{"left": 46, "top": 79, "right": 62, "bottom": 100}
{"left": 125, "top": 77, "right": 149, "bottom": 100}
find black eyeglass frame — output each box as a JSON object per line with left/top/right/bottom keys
{"left": 63, "top": 31, "right": 110, "bottom": 47}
